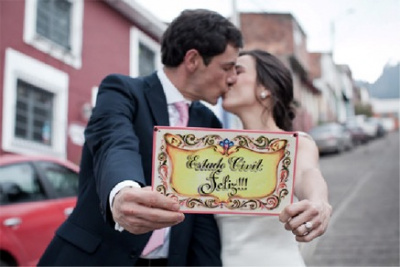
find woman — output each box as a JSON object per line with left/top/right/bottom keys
{"left": 217, "top": 50, "right": 332, "bottom": 266}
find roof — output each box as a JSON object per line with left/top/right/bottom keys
{"left": 103, "top": 0, "right": 167, "bottom": 41}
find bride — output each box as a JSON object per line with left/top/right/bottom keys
{"left": 216, "top": 49, "right": 332, "bottom": 266}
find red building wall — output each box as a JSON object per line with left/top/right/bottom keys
{"left": 0, "top": 1, "right": 137, "bottom": 164}
{"left": 67, "top": 1, "right": 132, "bottom": 164}
{"left": 240, "top": 13, "right": 295, "bottom": 56}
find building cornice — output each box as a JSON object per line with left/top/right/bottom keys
{"left": 103, "top": 0, "right": 167, "bottom": 41}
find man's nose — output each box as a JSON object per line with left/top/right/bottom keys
{"left": 227, "top": 69, "right": 238, "bottom": 86}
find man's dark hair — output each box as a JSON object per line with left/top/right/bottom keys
{"left": 161, "top": 9, "right": 243, "bottom": 67}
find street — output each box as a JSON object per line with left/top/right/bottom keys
{"left": 301, "top": 131, "right": 400, "bottom": 266}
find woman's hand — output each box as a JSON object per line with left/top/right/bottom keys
{"left": 279, "top": 199, "right": 332, "bottom": 242}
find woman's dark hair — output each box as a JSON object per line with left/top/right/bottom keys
{"left": 240, "top": 50, "right": 295, "bottom": 131}
{"left": 161, "top": 9, "right": 243, "bottom": 67}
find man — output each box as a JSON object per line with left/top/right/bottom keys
{"left": 38, "top": 9, "right": 243, "bottom": 266}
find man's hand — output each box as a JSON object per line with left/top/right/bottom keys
{"left": 111, "top": 186, "right": 185, "bottom": 234}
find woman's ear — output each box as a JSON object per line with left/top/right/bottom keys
{"left": 260, "top": 91, "right": 268, "bottom": 99}
{"left": 183, "top": 49, "right": 200, "bottom": 72}
{"left": 258, "top": 87, "right": 271, "bottom": 100}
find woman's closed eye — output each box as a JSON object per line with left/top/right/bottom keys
{"left": 235, "top": 66, "right": 244, "bottom": 75}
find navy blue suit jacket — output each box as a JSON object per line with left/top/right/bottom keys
{"left": 38, "top": 73, "right": 222, "bottom": 266}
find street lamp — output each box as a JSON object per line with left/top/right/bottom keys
{"left": 330, "top": 8, "right": 355, "bottom": 61}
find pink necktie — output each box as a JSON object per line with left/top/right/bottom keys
{"left": 142, "top": 102, "right": 188, "bottom": 256}
{"left": 142, "top": 228, "right": 165, "bottom": 255}
{"left": 174, "top": 101, "right": 189, "bottom": 126}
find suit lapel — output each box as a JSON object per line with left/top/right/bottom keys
{"left": 187, "top": 101, "right": 203, "bottom": 127}
{"left": 143, "top": 73, "right": 170, "bottom": 126}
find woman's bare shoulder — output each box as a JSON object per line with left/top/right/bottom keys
{"left": 296, "top": 131, "right": 313, "bottom": 141}
{"left": 296, "top": 131, "right": 318, "bottom": 152}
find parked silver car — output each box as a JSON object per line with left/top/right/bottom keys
{"left": 309, "top": 123, "right": 353, "bottom": 154}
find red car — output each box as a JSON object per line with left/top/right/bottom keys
{"left": 0, "top": 155, "right": 79, "bottom": 266}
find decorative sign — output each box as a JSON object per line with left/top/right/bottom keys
{"left": 152, "top": 126, "right": 298, "bottom": 215}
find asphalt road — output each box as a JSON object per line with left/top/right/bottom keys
{"left": 301, "top": 131, "right": 400, "bottom": 267}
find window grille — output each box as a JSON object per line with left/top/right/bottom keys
{"left": 15, "top": 80, "right": 54, "bottom": 146}
{"left": 36, "top": 0, "right": 72, "bottom": 50}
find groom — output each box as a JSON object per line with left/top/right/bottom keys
{"left": 38, "top": 8, "right": 243, "bottom": 266}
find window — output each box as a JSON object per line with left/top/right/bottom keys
{"left": 24, "top": 0, "right": 84, "bottom": 68}
{"left": 0, "top": 163, "right": 45, "bottom": 204}
{"left": 36, "top": 161, "right": 78, "bottom": 198}
{"left": 15, "top": 80, "right": 54, "bottom": 146}
{"left": 130, "top": 28, "right": 161, "bottom": 77}
{"left": 139, "top": 42, "right": 156, "bottom": 76}
{"left": 36, "top": 0, "right": 72, "bottom": 50}
{"left": 3, "top": 48, "right": 68, "bottom": 158}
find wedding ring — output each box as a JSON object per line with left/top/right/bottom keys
{"left": 304, "top": 221, "right": 313, "bottom": 231}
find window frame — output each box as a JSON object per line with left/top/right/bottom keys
{"left": 2, "top": 48, "right": 69, "bottom": 159}
{"left": 23, "top": 0, "right": 84, "bottom": 69}
{"left": 130, "top": 27, "right": 161, "bottom": 77}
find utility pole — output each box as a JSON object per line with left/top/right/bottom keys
{"left": 230, "top": 0, "right": 240, "bottom": 27}
{"left": 330, "top": 8, "right": 354, "bottom": 61}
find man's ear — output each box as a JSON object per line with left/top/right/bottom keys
{"left": 184, "top": 49, "right": 201, "bottom": 72}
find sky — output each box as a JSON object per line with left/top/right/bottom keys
{"left": 134, "top": 0, "right": 400, "bottom": 83}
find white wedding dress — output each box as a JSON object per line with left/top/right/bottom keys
{"left": 215, "top": 213, "right": 306, "bottom": 266}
